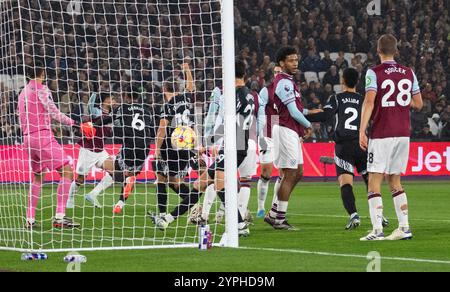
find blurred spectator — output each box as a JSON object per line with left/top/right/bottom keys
{"left": 322, "top": 65, "right": 340, "bottom": 87}
{"left": 0, "top": 0, "right": 448, "bottom": 144}
{"left": 428, "top": 113, "right": 441, "bottom": 137}
{"left": 300, "top": 49, "right": 322, "bottom": 72}
{"left": 311, "top": 122, "right": 328, "bottom": 140}
{"left": 422, "top": 83, "right": 438, "bottom": 104}
{"left": 414, "top": 124, "right": 435, "bottom": 140}
{"left": 440, "top": 113, "right": 450, "bottom": 139}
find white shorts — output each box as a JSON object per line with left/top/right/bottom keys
{"left": 239, "top": 139, "right": 258, "bottom": 178}
{"left": 258, "top": 137, "right": 274, "bottom": 164}
{"left": 367, "top": 137, "right": 410, "bottom": 175}
{"left": 273, "top": 125, "right": 304, "bottom": 169}
{"left": 76, "top": 148, "right": 110, "bottom": 176}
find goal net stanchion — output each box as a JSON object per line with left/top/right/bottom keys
{"left": 0, "top": 0, "right": 239, "bottom": 253}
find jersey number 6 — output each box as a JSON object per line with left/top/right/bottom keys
{"left": 132, "top": 113, "right": 145, "bottom": 131}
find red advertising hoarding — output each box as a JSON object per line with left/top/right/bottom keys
{"left": 0, "top": 142, "right": 449, "bottom": 183}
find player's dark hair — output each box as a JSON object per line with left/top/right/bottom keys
{"left": 276, "top": 46, "right": 298, "bottom": 64}
{"left": 343, "top": 68, "right": 359, "bottom": 89}
{"left": 235, "top": 59, "right": 246, "bottom": 79}
{"left": 130, "top": 88, "right": 142, "bottom": 102}
{"left": 378, "top": 34, "right": 398, "bottom": 56}
{"left": 100, "top": 92, "right": 112, "bottom": 103}
{"left": 164, "top": 77, "right": 181, "bottom": 93}
{"left": 26, "top": 58, "right": 45, "bottom": 79}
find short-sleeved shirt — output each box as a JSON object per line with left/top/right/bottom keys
{"left": 365, "top": 61, "right": 420, "bottom": 139}
{"left": 321, "top": 92, "right": 364, "bottom": 143}
{"left": 112, "top": 103, "right": 152, "bottom": 151}
{"left": 258, "top": 83, "right": 277, "bottom": 138}
{"left": 160, "top": 93, "right": 195, "bottom": 151}
{"left": 273, "top": 73, "right": 305, "bottom": 137}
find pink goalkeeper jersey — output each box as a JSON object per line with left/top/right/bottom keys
{"left": 18, "top": 80, "right": 74, "bottom": 137}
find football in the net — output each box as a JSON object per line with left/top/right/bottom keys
{"left": 171, "top": 126, "right": 196, "bottom": 150}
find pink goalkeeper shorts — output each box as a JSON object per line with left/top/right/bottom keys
{"left": 24, "top": 131, "right": 69, "bottom": 173}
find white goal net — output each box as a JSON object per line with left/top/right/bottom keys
{"left": 0, "top": 0, "right": 239, "bottom": 253}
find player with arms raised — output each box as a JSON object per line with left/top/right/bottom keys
{"left": 154, "top": 63, "right": 196, "bottom": 217}
{"left": 151, "top": 59, "right": 254, "bottom": 236}
{"left": 19, "top": 59, "right": 95, "bottom": 229}
{"left": 359, "top": 34, "right": 423, "bottom": 241}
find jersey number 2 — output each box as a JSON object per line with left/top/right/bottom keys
{"left": 344, "top": 108, "right": 358, "bottom": 131}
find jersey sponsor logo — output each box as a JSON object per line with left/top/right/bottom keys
{"left": 366, "top": 76, "right": 372, "bottom": 87}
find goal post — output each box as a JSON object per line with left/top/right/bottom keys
{"left": 0, "top": 0, "right": 239, "bottom": 252}
{"left": 222, "top": 0, "right": 238, "bottom": 248}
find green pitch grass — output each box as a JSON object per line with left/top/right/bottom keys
{"left": 1, "top": 180, "right": 450, "bottom": 272}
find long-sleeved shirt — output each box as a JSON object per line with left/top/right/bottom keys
{"left": 18, "top": 79, "right": 74, "bottom": 137}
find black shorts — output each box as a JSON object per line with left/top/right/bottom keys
{"left": 155, "top": 148, "right": 191, "bottom": 178}
{"left": 116, "top": 147, "right": 149, "bottom": 174}
{"left": 334, "top": 140, "right": 367, "bottom": 177}
{"left": 208, "top": 150, "right": 247, "bottom": 180}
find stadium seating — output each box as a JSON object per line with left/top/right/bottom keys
{"left": 355, "top": 53, "right": 368, "bottom": 64}
{"left": 333, "top": 84, "right": 343, "bottom": 94}
{"left": 318, "top": 71, "right": 326, "bottom": 83}
{"left": 329, "top": 52, "right": 339, "bottom": 62}
{"left": 304, "top": 71, "right": 319, "bottom": 84}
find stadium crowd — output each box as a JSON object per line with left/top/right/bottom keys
{"left": 235, "top": 0, "right": 450, "bottom": 140}
{"left": 1, "top": 0, "right": 449, "bottom": 143}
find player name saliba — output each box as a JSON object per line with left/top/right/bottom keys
{"left": 341, "top": 98, "right": 360, "bottom": 105}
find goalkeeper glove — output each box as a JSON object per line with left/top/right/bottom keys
{"left": 73, "top": 121, "right": 96, "bottom": 139}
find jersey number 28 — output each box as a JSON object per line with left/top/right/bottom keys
{"left": 381, "top": 79, "right": 412, "bottom": 108}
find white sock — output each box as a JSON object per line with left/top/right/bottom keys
{"left": 272, "top": 177, "right": 281, "bottom": 206}
{"left": 392, "top": 191, "right": 409, "bottom": 230}
{"left": 165, "top": 213, "right": 175, "bottom": 224}
{"left": 218, "top": 202, "right": 225, "bottom": 214}
{"left": 238, "top": 185, "right": 251, "bottom": 221}
{"left": 257, "top": 178, "right": 270, "bottom": 211}
{"left": 89, "top": 173, "right": 114, "bottom": 198}
{"left": 202, "top": 184, "right": 217, "bottom": 219}
{"left": 368, "top": 193, "right": 384, "bottom": 232}
{"left": 69, "top": 181, "right": 79, "bottom": 200}
{"left": 116, "top": 200, "right": 125, "bottom": 208}
{"left": 275, "top": 200, "right": 289, "bottom": 224}
{"left": 55, "top": 213, "right": 65, "bottom": 220}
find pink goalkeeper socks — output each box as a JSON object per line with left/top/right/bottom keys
{"left": 26, "top": 181, "right": 42, "bottom": 221}
{"left": 56, "top": 178, "right": 72, "bottom": 216}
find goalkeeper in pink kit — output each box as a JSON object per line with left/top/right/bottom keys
{"left": 18, "top": 60, "right": 95, "bottom": 229}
